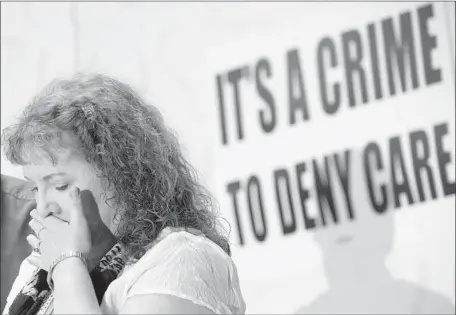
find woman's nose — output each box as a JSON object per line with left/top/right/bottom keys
{"left": 36, "top": 192, "right": 61, "bottom": 217}
{"left": 36, "top": 200, "right": 52, "bottom": 217}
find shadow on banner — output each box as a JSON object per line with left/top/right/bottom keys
{"left": 295, "top": 151, "right": 455, "bottom": 314}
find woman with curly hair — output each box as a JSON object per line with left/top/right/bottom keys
{"left": 2, "top": 73, "right": 245, "bottom": 315}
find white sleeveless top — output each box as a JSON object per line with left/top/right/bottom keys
{"left": 4, "top": 228, "right": 246, "bottom": 315}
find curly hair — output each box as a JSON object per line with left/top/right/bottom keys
{"left": 2, "top": 73, "right": 231, "bottom": 259}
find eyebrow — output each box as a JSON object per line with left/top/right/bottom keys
{"left": 24, "top": 173, "right": 67, "bottom": 182}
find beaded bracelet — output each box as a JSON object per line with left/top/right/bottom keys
{"left": 46, "top": 251, "right": 88, "bottom": 291}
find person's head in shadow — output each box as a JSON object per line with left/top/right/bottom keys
{"left": 301, "top": 150, "right": 455, "bottom": 314}
{"left": 313, "top": 150, "right": 394, "bottom": 288}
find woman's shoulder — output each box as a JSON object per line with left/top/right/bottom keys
{"left": 126, "top": 227, "right": 234, "bottom": 273}
{"left": 144, "top": 228, "right": 233, "bottom": 267}
{"left": 103, "top": 228, "right": 246, "bottom": 314}
{"left": 129, "top": 228, "right": 242, "bottom": 296}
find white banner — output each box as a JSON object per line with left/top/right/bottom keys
{"left": 208, "top": 2, "right": 455, "bottom": 313}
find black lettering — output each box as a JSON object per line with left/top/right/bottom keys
{"left": 367, "top": 23, "right": 383, "bottom": 100}
{"left": 434, "top": 123, "right": 455, "bottom": 196}
{"left": 334, "top": 151, "right": 355, "bottom": 220}
{"left": 227, "top": 181, "right": 244, "bottom": 245}
{"left": 274, "top": 169, "right": 296, "bottom": 235}
{"left": 113, "top": 257, "right": 123, "bottom": 264}
{"left": 410, "top": 130, "right": 437, "bottom": 201}
{"left": 418, "top": 4, "right": 442, "bottom": 85}
{"left": 382, "top": 11, "right": 419, "bottom": 96}
{"left": 113, "top": 263, "right": 122, "bottom": 270}
{"left": 287, "top": 49, "right": 310, "bottom": 124}
{"left": 246, "top": 176, "right": 268, "bottom": 242}
{"left": 390, "top": 136, "right": 414, "bottom": 208}
{"left": 227, "top": 67, "right": 249, "bottom": 141}
{"left": 364, "top": 142, "right": 388, "bottom": 213}
{"left": 313, "top": 157, "right": 338, "bottom": 226}
{"left": 256, "top": 58, "right": 276, "bottom": 133}
{"left": 216, "top": 75, "right": 228, "bottom": 145}
{"left": 295, "top": 162, "right": 317, "bottom": 229}
{"left": 317, "top": 37, "right": 341, "bottom": 114}
{"left": 342, "top": 30, "right": 368, "bottom": 106}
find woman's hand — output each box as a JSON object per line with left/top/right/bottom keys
{"left": 26, "top": 187, "right": 117, "bottom": 272}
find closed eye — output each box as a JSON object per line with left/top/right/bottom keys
{"left": 31, "top": 187, "right": 38, "bottom": 193}
{"left": 55, "top": 184, "right": 69, "bottom": 191}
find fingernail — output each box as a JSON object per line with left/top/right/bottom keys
{"left": 71, "top": 187, "right": 81, "bottom": 198}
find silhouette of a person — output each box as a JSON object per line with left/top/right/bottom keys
{"left": 296, "top": 151, "right": 455, "bottom": 314}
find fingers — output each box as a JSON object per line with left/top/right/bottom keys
{"left": 68, "top": 187, "right": 84, "bottom": 221}
{"left": 26, "top": 234, "right": 41, "bottom": 249}
{"left": 30, "top": 209, "right": 44, "bottom": 224}
{"left": 27, "top": 255, "right": 42, "bottom": 269}
{"left": 29, "top": 218, "right": 45, "bottom": 237}
{"left": 26, "top": 235, "right": 44, "bottom": 269}
{"left": 30, "top": 211, "right": 68, "bottom": 234}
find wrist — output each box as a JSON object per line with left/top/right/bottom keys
{"left": 52, "top": 256, "right": 88, "bottom": 281}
